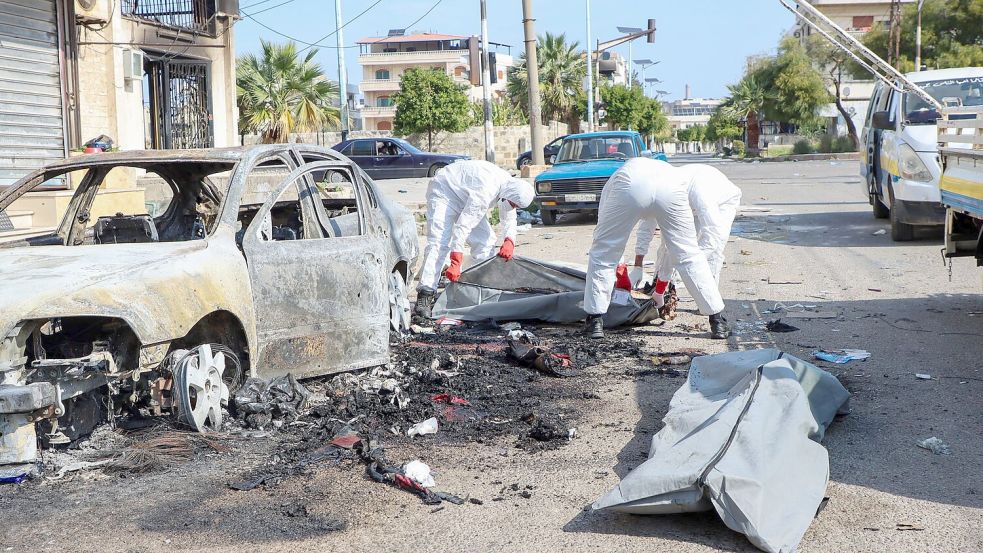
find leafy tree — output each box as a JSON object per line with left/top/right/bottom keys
{"left": 754, "top": 37, "right": 832, "bottom": 128}
{"left": 806, "top": 35, "right": 860, "bottom": 149}
{"left": 393, "top": 68, "right": 471, "bottom": 150}
{"left": 860, "top": 0, "right": 983, "bottom": 71}
{"left": 636, "top": 97, "right": 669, "bottom": 145}
{"left": 599, "top": 84, "right": 649, "bottom": 130}
{"left": 721, "top": 75, "right": 770, "bottom": 156}
{"left": 506, "top": 32, "right": 587, "bottom": 127}
{"left": 237, "top": 40, "right": 340, "bottom": 143}
{"left": 706, "top": 108, "right": 743, "bottom": 144}
{"left": 469, "top": 99, "right": 529, "bottom": 126}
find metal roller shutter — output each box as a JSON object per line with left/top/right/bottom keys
{"left": 0, "top": 0, "right": 66, "bottom": 188}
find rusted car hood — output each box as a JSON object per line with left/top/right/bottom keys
{"left": 0, "top": 240, "right": 252, "bottom": 344}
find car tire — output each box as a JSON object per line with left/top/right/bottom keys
{"left": 870, "top": 175, "right": 889, "bottom": 219}
{"left": 428, "top": 163, "right": 446, "bottom": 177}
{"left": 888, "top": 186, "right": 915, "bottom": 241}
{"left": 541, "top": 209, "right": 557, "bottom": 226}
{"left": 389, "top": 270, "right": 411, "bottom": 332}
{"left": 519, "top": 157, "right": 531, "bottom": 169}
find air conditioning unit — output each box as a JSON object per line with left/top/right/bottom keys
{"left": 216, "top": 0, "right": 240, "bottom": 18}
{"left": 75, "top": 0, "right": 111, "bottom": 25}
{"left": 122, "top": 49, "right": 144, "bottom": 81}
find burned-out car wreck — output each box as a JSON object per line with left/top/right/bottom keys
{"left": 0, "top": 145, "right": 418, "bottom": 475}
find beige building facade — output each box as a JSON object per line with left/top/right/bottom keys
{"left": 1, "top": 0, "right": 238, "bottom": 237}
{"left": 356, "top": 32, "right": 513, "bottom": 132}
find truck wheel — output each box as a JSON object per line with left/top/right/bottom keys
{"left": 428, "top": 163, "right": 446, "bottom": 177}
{"left": 541, "top": 209, "right": 557, "bottom": 226}
{"left": 870, "top": 176, "right": 889, "bottom": 219}
{"left": 889, "top": 189, "right": 915, "bottom": 241}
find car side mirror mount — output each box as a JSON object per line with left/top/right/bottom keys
{"left": 871, "top": 111, "right": 894, "bottom": 130}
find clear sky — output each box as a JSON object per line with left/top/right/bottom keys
{"left": 234, "top": 0, "right": 796, "bottom": 101}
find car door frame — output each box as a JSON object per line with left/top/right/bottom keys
{"left": 241, "top": 159, "right": 390, "bottom": 379}
{"left": 348, "top": 139, "right": 379, "bottom": 178}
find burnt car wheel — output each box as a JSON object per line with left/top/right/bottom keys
{"left": 541, "top": 209, "right": 557, "bottom": 226}
{"left": 519, "top": 156, "right": 531, "bottom": 169}
{"left": 390, "top": 270, "right": 411, "bottom": 332}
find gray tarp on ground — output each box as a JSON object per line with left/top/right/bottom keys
{"left": 431, "top": 256, "right": 659, "bottom": 326}
{"left": 593, "top": 349, "right": 850, "bottom": 553}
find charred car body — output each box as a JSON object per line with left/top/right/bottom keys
{"left": 0, "top": 145, "right": 418, "bottom": 474}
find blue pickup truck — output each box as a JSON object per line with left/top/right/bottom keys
{"left": 534, "top": 131, "right": 667, "bottom": 225}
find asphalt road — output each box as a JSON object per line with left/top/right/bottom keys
{"left": 3, "top": 156, "right": 980, "bottom": 552}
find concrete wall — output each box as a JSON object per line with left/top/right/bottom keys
{"left": 243, "top": 122, "right": 570, "bottom": 170}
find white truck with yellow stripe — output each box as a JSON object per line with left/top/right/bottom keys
{"left": 939, "top": 106, "right": 983, "bottom": 270}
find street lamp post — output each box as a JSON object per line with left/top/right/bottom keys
{"left": 522, "top": 0, "right": 545, "bottom": 165}
{"left": 633, "top": 59, "right": 659, "bottom": 94}
{"left": 586, "top": 0, "right": 593, "bottom": 132}
{"left": 915, "top": 0, "right": 925, "bottom": 72}
{"left": 479, "top": 0, "right": 495, "bottom": 162}
{"left": 617, "top": 26, "right": 643, "bottom": 88}
{"left": 334, "top": 0, "right": 349, "bottom": 141}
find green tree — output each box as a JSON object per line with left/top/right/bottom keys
{"left": 636, "top": 97, "right": 669, "bottom": 146}
{"left": 721, "top": 75, "right": 770, "bottom": 156}
{"left": 237, "top": 40, "right": 340, "bottom": 143}
{"left": 469, "top": 99, "right": 529, "bottom": 127}
{"left": 860, "top": 0, "right": 983, "bottom": 71}
{"left": 392, "top": 68, "right": 472, "bottom": 150}
{"left": 706, "top": 108, "right": 743, "bottom": 145}
{"left": 806, "top": 35, "right": 860, "bottom": 149}
{"left": 754, "top": 37, "right": 832, "bottom": 128}
{"left": 599, "top": 84, "right": 649, "bottom": 130}
{"left": 506, "top": 32, "right": 587, "bottom": 127}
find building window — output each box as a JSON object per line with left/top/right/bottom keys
{"left": 377, "top": 97, "right": 392, "bottom": 107}
{"left": 375, "top": 69, "right": 390, "bottom": 80}
{"left": 377, "top": 121, "right": 392, "bottom": 131}
{"left": 122, "top": 0, "right": 217, "bottom": 35}
{"left": 852, "top": 15, "right": 874, "bottom": 30}
{"left": 144, "top": 55, "right": 213, "bottom": 149}
{"left": 454, "top": 66, "right": 465, "bottom": 77}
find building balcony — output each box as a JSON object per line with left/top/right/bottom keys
{"left": 358, "top": 49, "right": 466, "bottom": 65}
{"left": 359, "top": 79, "right": 402, "bottom": 92}
{"left": 361, "top": 105, "right": 396, "bottom": 117}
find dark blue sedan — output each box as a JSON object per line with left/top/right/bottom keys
{"left": 332, "top": 137, "right": 468, "bottom": 179}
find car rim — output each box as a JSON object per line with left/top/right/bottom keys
{"left": 173, "top": 345, "right": 229, "bottom": 432}
{"left": 390, "top": 271, "right": 411, "bottom": 332}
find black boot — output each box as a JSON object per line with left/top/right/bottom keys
{"left": 414, "top": 289, "right": 435, "bottom": 318}
{"left": 709, "top": 312, "right": 731, "bottom": 339}
{"left": 584, "top": 314, "right": 604, "bottom": 339}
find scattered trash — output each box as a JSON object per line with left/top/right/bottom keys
{"left": 403, "top": 460, "right": 436, "bottom": 488}
{"left": 410, "top": 324, "right": 436, "bottom": 335}
{"left": 434, "top": 316, "right": 465, "bottom": 327}
{"left": 0, "top": 465, "right": 33, "bottom": 484}
{"left": 431, "top": 393, "right": 470, "bottom": 406}
{"left": 813, "top": 349, "right": 871, "bottom": 364}
{"left": 362, "top": 439, "right": 463, "bottom": 505}
{"left": 872, "top": 229, "right": 887, "bottom": 236}
{"left": 234, "top": 374, "right": 311, "bottom": 429}
{"left": 917, "top": 437, "right": 950, "bottom": 455}
{"left": 527, "top": 416, "right": 570, "bottom": 443}
{"left": 329, "top": 427, "right": 361, "bottom": 449}
{"left": 766, "top": 319, "right": 800, "bottom": 333}
{"left": 407, "top": 417, "right": 439, "bottom": 438}
{"left": 506, "top": 330, "right": 580, "bottom": 377}
{"left": 868, "top": 288, "right": 882, "bottom": 292}
{"left": 516, "top": 223, "right": 532, "bottom": 233}
{"left": 47, "top": 460, "right": 112, "bottom": 481}
{"left": 499, "top": 321, "right": 522, "bottom": 331}
{"left": 783, "top": 311, "right": 838, "bottom": 319}
{"left": 651, "top": 353, "right": 696, "bottom": 366}
{"left": 895, "top": 523, "right": 925, "bottom": 531}
{"left": 767, "top": 277, "right": 803, "bottom": 285}
{"left": 915, "top": 373, "right": 933, "bottom": 380}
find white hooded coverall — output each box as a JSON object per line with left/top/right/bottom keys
{"left": 585, "top": 158, "right": 726, "bottom": 317}
{"left": 635, "top": 164, "right": 742, "bottom": 284}
{"left": 418, "top": 160, "right": 534, "bottom": 292}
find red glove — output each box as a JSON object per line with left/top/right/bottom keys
{"left": 444, "top": 251, "right": 464, "bottom": 282}
{"left": 653, "top": 278, "right": 670, "bottom": 308}
{"left": 497, "top": 238, "right": 515, "bottom": 261}
{"left": 614, "top": 263, "right": 632, "bottom": 291}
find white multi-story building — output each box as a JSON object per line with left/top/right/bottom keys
{"left": 664, "top": 88, "right": 721, "bottom": 132}
{"left": 356, "top": 32, "right": 513, "bottom": 131}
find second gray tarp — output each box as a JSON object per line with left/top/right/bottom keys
{"left": 593, "top": 349, "right": 850, "bottom": 553}
{"left": 431, "top": 256, "right": 659, "bottom": 326}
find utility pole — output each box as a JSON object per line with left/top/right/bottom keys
{"left": 915, "top": 0, "right": 925, "bottom": 71}
{"left": 334, "top": 0, "right": 349, "bottom": 140}
{"left": 585, "top": 0, "right": 593, "bottom": 132}
{"left": 617, "top": 26, "right": 644, "bottom": 88}
{"left": 887, "top": 0, "right": 901, "bottom": 68}
{"left": 522, "top": 0, "right": 544, "bottom": 165}
{"left": 479, "top": 0, "right": 495, "bottom": 162}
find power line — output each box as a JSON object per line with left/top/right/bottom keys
{"left": 240, "top": 0, "right": 282, "bottom": 10}
{"left": 243, "top": 0, "right": 300, "bottom": 17}
{"left": 298, "top": 0, "right": 385, "bottom": 53}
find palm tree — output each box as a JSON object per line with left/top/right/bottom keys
{"left": 237, "top": 41, "right": 340, "bottom": 143}
{"left": 722, "top": 76, "right": 769, "bottom": 156}
{"left": 506, "top": 32, "right": 587, "bottom": 128}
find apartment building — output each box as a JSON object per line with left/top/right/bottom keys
{"left": 356, "top": 31, "right": 513, "bottom": 131}
{"left": 1, "top": 0, "right": 238, "bottom": 238}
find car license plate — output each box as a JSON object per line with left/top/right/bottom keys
{"left": 564, "top": 193, "right": 595, "bottom": 202}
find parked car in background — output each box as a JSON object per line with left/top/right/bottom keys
{"left": 0, "top": 145, "right": 418, "bottom": 468}
{"left": 534, "top": 131, "right": 668, "bottom": 225}
{"left": 332, "top": 137, "right": 468, "bottom": 179}
{"left": 516, "top": 135, "right": 567, "bottom": 169}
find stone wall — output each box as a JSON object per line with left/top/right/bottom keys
{"left": 242, "top": 122, "right": 570, "bottom": 170}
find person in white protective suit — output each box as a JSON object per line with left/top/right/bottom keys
{"left": 584, "top": 158, "right": 732, "bottom": 339}
{"left": 630, "top": 164, "right": 742, "bottom": 288}
{"left": 415, "top": 159, "right": 535, "bottom": 317}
